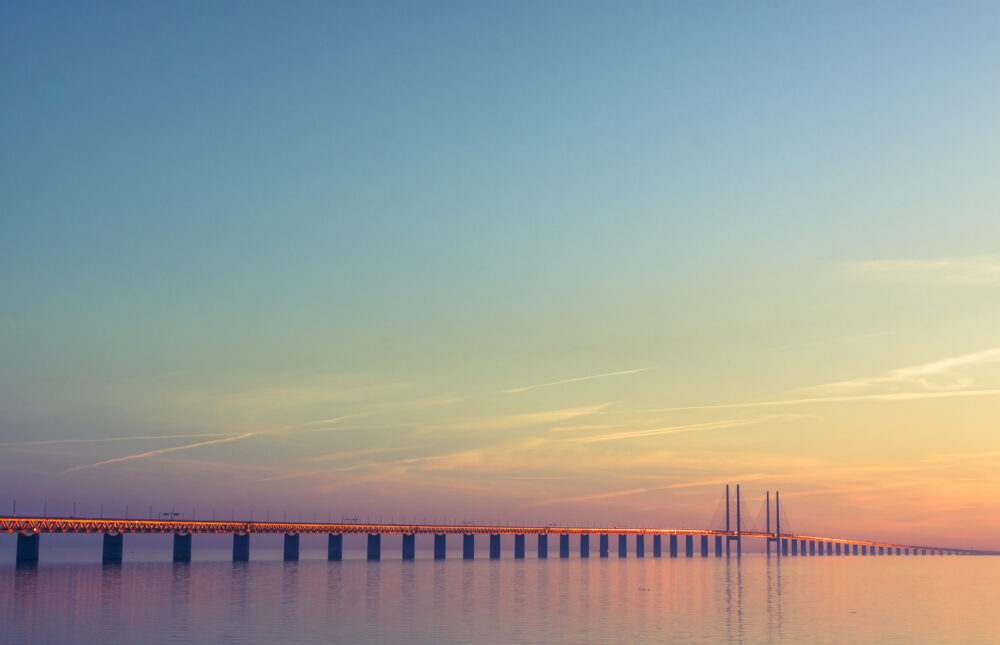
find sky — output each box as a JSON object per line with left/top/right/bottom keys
{"left": 1, "top": 1, "right": 999, "bottom": 549}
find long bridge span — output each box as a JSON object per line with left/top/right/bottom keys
{"left": 5, "top": 486, "right": 997, "bottom": 563}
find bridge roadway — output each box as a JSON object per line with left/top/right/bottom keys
{"left": 4, "top": 516, "right": 996, "bottom": 562}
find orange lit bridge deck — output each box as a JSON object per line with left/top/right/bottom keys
{"left": 4, "top": 516, "right": 997, "bottom": 562}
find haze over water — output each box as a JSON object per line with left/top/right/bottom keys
{"left": 4, "top": 553, "right": 998, "bottom": 645}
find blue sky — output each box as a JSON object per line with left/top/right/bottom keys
{"left": 2, "top": 2, "right": 1000, "bottom": 545}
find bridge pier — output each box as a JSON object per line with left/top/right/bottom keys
{"left": 921, "top": 549, "right": 926, "bottom": 555}
{"left": 896, "top": 547, "right": 901, "bottom": 555}
{"left": 852, "top": 544, "right": 858, "bottom": 555}
{"left": 781, "top": 538, "right": 788, "bottom": 556}
{"left": 463, "top": 534, "right": 475, "bottom": 560}
{"left": 514, "top": 534, "right": 525, "bottom": 559}
{"left": 434, "top": 534, "right": 447, "bottom": 560}
{"left": 328, "top": 533, "right": 342, "bottom": 561}
{"left": 905, "top": 548, "right": 910, "bottom": 555}
{"left": 102, "top": 533, "right": 123, "bottom": 564}
{"left": 835, "top": 543, "right": 841, "bottom": 555}
{"left": 669, "top": 534, "right": 678, "bottom": 558}
{"left": 715, "top": 535, "right": 722, "bottom": 557}
{"left": 878, "top": 546, "right": 884, "bottom": 555}
{"left": 685, "top": 534, "right": 693, "bottom": 558}
{"left": 799, "top": 539, "right": 806, "bottom": 554}
{"left": 173, "top": 533, "right": 192, "bottom": 563}
{"left": 490, "top": 534, "right": 501, "bottom": 559}
{"left": 791, "top": 540, "right": 798, "bottom": 556}
{"left": 618, "top": 534, "right": 627, "bottom": 558}
{"left": 653, "top": 535, "right": 661, "bottom": 557}
{"left": 16, "top": 533, "right": 39, "bottom": 564}
{"left": 580, "top": 534, "right": 590, "bottom": 558}
{"left": 367, "top": 533, "right": 381, "bottom": 561}
{"left": 233, "top": 533, "right": 250, "bottom": 561}
{"left": 636, "top": 535, "right": 644, "bottom": 558}
{"left": 402, "top": 534, "right": 416, "bottom": 560}
{"left": 701, "top": 535, "right": 709, "bottom": 557}
{"left": 537, "top": 534, "right": 548, "bottom": 559}
{"left": 808, "top": 541, "right": 815, "bottom": 556}
{"left": 560, "top": 534, "right": 570, "bottom": 558}
{"left": 599, "top": 534, "right": 609, "bottom": 558}
{"left": 283, "top": 534, "right": 299, "bottom": 561}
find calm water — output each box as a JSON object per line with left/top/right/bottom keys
{"left": 2, "top": 548, "right": 998, "bottom": 644}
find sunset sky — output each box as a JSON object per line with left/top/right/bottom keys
{"left": 2, "top": 2, "right": 999, "bottom": 548}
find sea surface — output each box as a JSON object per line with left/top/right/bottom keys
{"left": 2, "top": 540, "right": 998, "bottom": 644}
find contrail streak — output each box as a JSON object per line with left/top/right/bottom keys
{"left": 0, "top": 433, "right": 227, "bottom": 447}
{"left": 502, "top": 368, "right": 651, "bottom": 394}
{"left": 62, "top": 433, "right": 259, "bottom": 473}
{"left": 610, "top": 388, "right": 1000, "bottom": 414}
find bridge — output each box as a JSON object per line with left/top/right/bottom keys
{"left": 4, "top": 486, "right": 997, "bottom": 563}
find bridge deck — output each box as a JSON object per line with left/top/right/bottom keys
{"left": 1, "top": 517, "right": 992, "bottom": 554}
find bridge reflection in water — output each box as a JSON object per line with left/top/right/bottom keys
{"left": 4, "top": 486, "right": 996, "bottom": 564}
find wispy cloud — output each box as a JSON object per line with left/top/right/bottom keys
{"left": 550, "top": 424, "right": 621, "bottom": 433}
{"left": 804, "top": 347, "right": 1000, "bottom": 394}
{"left": 501, "top": 368, "right": 650, "bottom": 394}
{"left": 847, "top": 255, "right": 1000, "bottom": 285}
{"left": 525, "top": 487, "right": 651, "bottom": 507}
{"left": 305, "top": 445, "right": 417, "bottom": 463}
{"left": 423, "top": 403, "right": 611, "bottom": 432}
{"left": 618, "top": 388, "right": 1000, "bottom": 413}
{"left": 0, "top": 433, "right": 226, "bottom": 447}
{"left": 572, "top": 418, "right": 772, "bottom": 443}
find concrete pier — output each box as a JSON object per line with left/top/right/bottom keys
{"left": 853, "top": 544, "right": 858, "bottom": 555}
{"left": 685, "top": 534, "right": 693, "bottom": 557}
{"left": 636, "top": 535, "right": 644, "bottom": 558}
{"left": 580, "top": 534, "right": 590, "bottom": 558}
{"left": 861, "top": 545, "right": 867, "bottom": 555}
{"left": 538, "top": 534, "right": 548, "bottom": 559}
{"left": 896, "top": 547, "right": 901, "bottom": 555}
{"left": 233, "top": 533, "right": 250, "bottom": 561}
{"left": 653, "top": 535, "right": 661, "bottom": 557}
{"left": 618, "top": 534, "right": 627, "bottom": 558}
{"left": 809, "top": 541, "right": 816, "bottom": 556}
{"left": 463, "top": 534, "right": 475, "bottom": 560}
{"left": 402, "top": 534, "right": 416, "bottom": 560}
{"left": 818, "top": 541, "right": 824, "bottom": 556}
{"left": 905, "top": 548, "right": 910, "bottom": 555}
{"left": 434, "top": 534, "right": 447, "bottom": 560}
{"left": 715, "top": 535, "right": 723, "bottom": 557}
{"left": 367, "top": 533, "right": 381, "bottom": 561}
{"left": 701, "top": 535, "right": 709, "bottom": 557}
{"left": 791, "top": 540, "right": 798, "bottom": 556}
{"left": 878, "top": 546, "right": 884, "bottom": 555}
{"left": 669, "top": 534, "right": 678, "bottom": 557}
{"left": 514, "top": 534, "right": 525, "bottom": 559}
{"left": 799, "top": 539, "right": 806, "bottom": 554}
{"left": 560, "top": 534, "right": 570, "bottom": 558}
{"left": 835, "top": 543, "right": 841, "bottom": 555}
{"left": 283, "top": 533, "right": 299, "bottom": 561}
{"left": 599, "top": 534, "right": 609, "bottom": 558}
{"left": 102, "top": 533, "right": 123, "bottom": 564}
{"left": 490, "top": 534, "right": 501, "bottom": 559}
{"left": 16, "top": 533, "right": 39, "bottom": 564}
{"left": 328, "top": 533, "right": 342, "bottom": 561}
{"left": 172, "top": 533, "right": 192, "bottom": 563}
